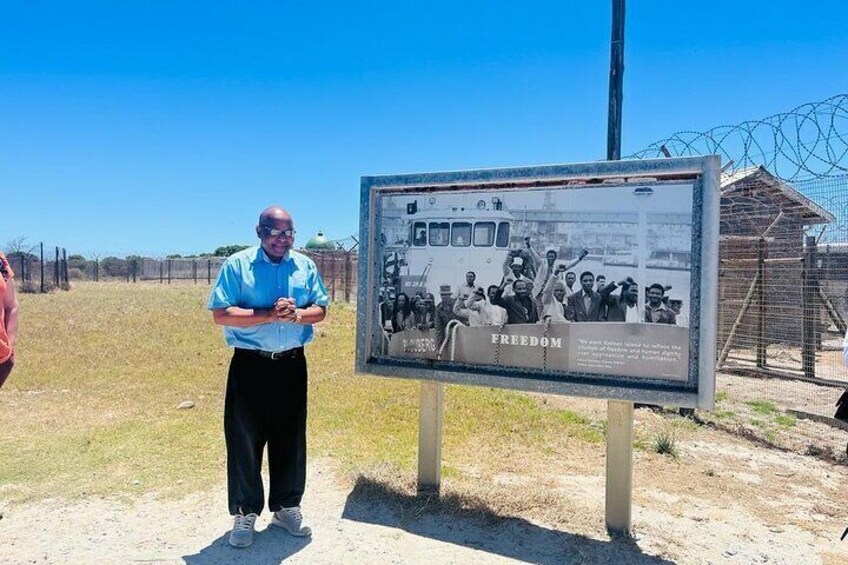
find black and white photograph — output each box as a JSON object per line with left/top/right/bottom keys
{"left": 374, "top": 180, "right": 695, "bottom": 381}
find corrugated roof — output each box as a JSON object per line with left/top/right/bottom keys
{"left": 720, "top": 166, "right": 835, "bottom": 225}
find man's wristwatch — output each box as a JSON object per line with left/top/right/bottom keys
{"left": 294, "top": 309, "right": 303, "bottom": 323}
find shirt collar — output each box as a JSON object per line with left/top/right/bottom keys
{"left": 253, "top": 246, "right": 291, "bottom": 265}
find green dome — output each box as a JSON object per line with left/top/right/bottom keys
{"left": 304, "top": 231, "right": 336, "bottom": 251}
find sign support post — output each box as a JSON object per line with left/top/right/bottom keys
{"left": 417, "top": 380, "right": 444, "bottom": 494}
{"left": 605, "top": 0, "right": 633, "bottom": 536}
{"left": 605, "top": 400, "right": 634, "bottom": 533}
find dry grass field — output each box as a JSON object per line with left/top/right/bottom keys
{"left": 1, "top": 282, "right": 847, "bottom": 564}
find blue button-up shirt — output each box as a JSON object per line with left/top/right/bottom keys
{"left": 208, "top": 246, "right": 329, "bottom": 352}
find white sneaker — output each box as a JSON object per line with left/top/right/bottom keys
{"left": 271, "top": 506, "right": 312, "bottom": 537}
{"left": 228, "top": 513, "right": 258, "bottom": 548}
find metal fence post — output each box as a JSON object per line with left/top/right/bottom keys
{"left": 757, "top": 238, "right": 766, "bottom": 368}
{"left": 167, "top": 259, "right": 172, "bottom": 284}
{"left": 55, "top": 246, "right": 60, "bottom": 287}
{"left": 344, "top": 251, "right": 351, "bottom": 302}
{"left": 331, "top": 254, "right": 337, "bottom": 302}
{"left": 207, "top": 258, "right": 212, "bottom": 284}
{"left": 802, "top": 236, "right": 817, "bottom": 379}
{"left": 40, "top": 242, "right": 45, "bottom": 293}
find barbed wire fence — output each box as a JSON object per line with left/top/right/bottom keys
{"left": 23, "top": 234, "right": 361, "bottom": 303}
{"left": 3, "top": 241, "right": 71, "bottom": 293}
{"left": 632, "top": 93, "right": 848, "bottom": 462}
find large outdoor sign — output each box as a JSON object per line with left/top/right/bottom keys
{"left": 356, "top": 157, "right": 720, "bottom": 408}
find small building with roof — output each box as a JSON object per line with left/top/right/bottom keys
{"left": 718, "top": 166, "right": 834, "bottom": 354}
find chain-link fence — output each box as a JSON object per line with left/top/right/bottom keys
{"left": 632, "top": 95, "right": 848, "bottom": 462}
{"left": 4, "top": 244, "right": 359, "bottom": 303}
{"left": 699, "top": 169, "right": 848, "bottom": 462}
{"left": 58, "top": 250, "right": 358, "bottom": 303}
{"left": 4, "top": 243, "right": 71, "bottom": 293}
{"left": 305, "top": 250, "right": 358, "bottom": 303}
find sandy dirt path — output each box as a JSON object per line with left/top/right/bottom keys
{"left": 2, "top": 448, "right": 847, "bottom": 565}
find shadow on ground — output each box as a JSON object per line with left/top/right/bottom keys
{"left": 182, "top": 526, "right": 311, "bottom": 565}
{"left": 342, "top": 475, "right": 675, "bottom": 565}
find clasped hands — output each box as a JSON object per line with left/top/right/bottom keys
{"left": 273, "top": 297, "right": 298, "bottom": 323}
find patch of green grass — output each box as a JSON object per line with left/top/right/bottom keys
{"left": 673, "top": 416, "right": 699, "bottom": 433}
{"left": 746, "top": 400, "right": 777, "bottom": 415}
{"left": 554, "top": 410, "right": 604, "bottom": 443}
{"left": 774, "top": 414, "right": 797, "bottom": 428}
{"left": 715, "top": 391, "right": 730, "bottom": 403}
{"left": 441, "top": 465, "right": 461, "bottom": 479}
{"left": 710, "top": 409, "right": 736, "bottom": 421}
{"left": 749, "top": 418, "right": 766, "bottom": 428}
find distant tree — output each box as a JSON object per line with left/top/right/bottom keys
{"left": 68, "top": 254, "right": 88, "bottom": 273}
{"left": 166, "top": 254, "right": 183, "bottom": 259}
{"left": 5, "top": 250, "right": 38, "bottom": 263}
{"left": 4, "top": 237, "right": 37, "bottom": 261}
{"left": 101, "top": 256, "right": 128, "bottom": 277}
{"left": 5, "top": 236, "right": 31, "bottom": 254}
{"left": 214, "top": 244, "right": 250, "bottom": 257}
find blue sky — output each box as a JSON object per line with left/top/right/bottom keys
{"left": 2, "top": 1, "right": 846, "bottom": 257}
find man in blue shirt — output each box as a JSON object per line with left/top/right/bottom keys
{"left": 209, "top": 206, "right": 329, "bottom": 548}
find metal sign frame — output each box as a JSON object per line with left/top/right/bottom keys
{"left": 356, "top": 156, "right": 720, "bottom": 409}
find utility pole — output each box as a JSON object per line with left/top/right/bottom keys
{"left": 607, "top": 0, "right": 625, "bottom": 161}
{"left": 604, "top": 0, "right": 633, "bottom": 537}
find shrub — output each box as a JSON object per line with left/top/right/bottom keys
{"left": 653, "top": 431, "right": 678, "bottom": 458}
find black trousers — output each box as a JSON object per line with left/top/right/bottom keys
{"left": 224, "top": 348, "right": 307, "bottom": 516}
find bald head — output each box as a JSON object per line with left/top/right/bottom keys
{"left": 256, "top": 206, "right": 295, "bottom": 262}
{"left": 259, "top": 206, "right": 292, "bottom": 226}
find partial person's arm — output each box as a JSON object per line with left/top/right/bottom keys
{"left": 453, "top": 296, "right": 470, "bottom": 320}
{"left": 541, "top": 273, "right": 556, "bottom": 306}
{"left": 843, "top": 330, "right": 848, "bottom": 367}
{"left": 598, "top": 281, "right": 619, "bottom": 300}
{"left": 526, "top": 239, "right": 542, "bottom": 270}
{"left": 502, "top": 253, "right": 512, "bottom": 276}
{"left": 212, "top": 306, "right": 276, "bottom": 327}
{"left": 4, "top": 276, "right": 18, "bottom": 350}
{"left": 564, "top": 295, "right": 577, "bottom": 322}
{"left": 293, "top": 304, "right": 327, "bottom": 325}
{"left": 491, "top": 283, "right": 508, "bottom": 308}
{"left": 563, "top": 249, "right": 590, "bottom": 272}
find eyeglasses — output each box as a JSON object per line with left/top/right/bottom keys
{"left": 259, "top": 226, "right": 296, "bottom": 239}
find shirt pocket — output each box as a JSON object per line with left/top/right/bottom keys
{"left": 292, "top": 287, "right": 311, "bottom": 307}
{"left": 290, "top": 272, "right": 311, "bottom": 307}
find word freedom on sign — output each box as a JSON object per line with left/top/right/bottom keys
{"left": 491, "top": 333, "right": 563, "bottom": 349}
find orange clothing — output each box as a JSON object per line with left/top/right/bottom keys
{"left": 0, "top": 252, "right": 14, "bottom": 363}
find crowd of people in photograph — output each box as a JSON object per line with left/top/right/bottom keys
{"left": 380, "top": 238, "right": 682, "bottom": 342}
